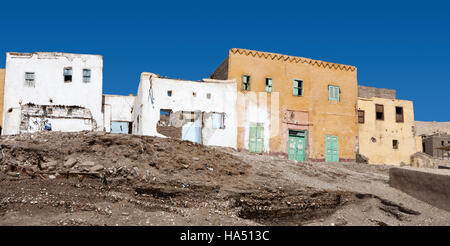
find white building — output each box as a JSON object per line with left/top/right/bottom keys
{"left": 103, "top": 94, "right": 135, "bottom": 134}
{"left": 2, "top": 52, "right": 103, "bottom": 135}
{"left": 132, "top": 72, "right": 237, "bottom": 148}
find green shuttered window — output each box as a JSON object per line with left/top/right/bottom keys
{"left": 242, "top": 75, "right": 251, "bottom": 91}
{"left": 293, "top": 80, "right": 303, "bottom": 96}
{"left": 328, "top": 85, "right": 340, "bottom": 101}
{"left": 265, "top": 78, "right": 273, "bottom": 93}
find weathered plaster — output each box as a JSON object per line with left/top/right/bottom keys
{"left": 2, "top": 52, "right": 103, "bottom": 135}
{"left": 357, "top": 97, "right": 419, "bottom": 165}
{"left": 132, "top": 73, "right": 237, "bottom": 148}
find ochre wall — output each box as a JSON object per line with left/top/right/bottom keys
{"left": 0, "top": 69, "right": 5, "bottom": 132}
{"left": 225, "top": 49, "right": 358, "bottom": 161}
{"left": 357, "top": 97, "right": 419, "bottom": 165}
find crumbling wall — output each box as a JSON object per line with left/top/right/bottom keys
{"left": 209, "top": 57, "right": 229, "bottom": 80}
{"left": 358, "top": 85, "right": 396, "bottom": 99}
{"left": 389, "top": 167, "right": 450, "bottom": 212}
{"left": 415, "top": 121, "right": 450, "bottom": 136}
{"left": 19, "top": 103, "right": 95, "bottom": 133}
{"left": 2, "top": 52, "right": 104, "bottom": 135}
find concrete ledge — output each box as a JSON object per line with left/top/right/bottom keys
{"left": 389, "top": 167, "right": 450, "bottom": 212}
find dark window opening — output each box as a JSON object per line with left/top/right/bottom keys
{"left": 67, "top": 108, "right": 73, "bottom": 116}
{"left": 167, "top": 90, "right": 172, "bottom": 97}
{"left": 160, "top": 109, "right": 172, "bottom": 126}
{"left": 182, "top": 111, "right": 195, "bottom": 122}
{"left": 358, "top": 110, "right": 365, "bottom": 124}
{"left": 64, "top": 68, "right": 72, "bottom": 83}
{"left": 192, "top": 92, "right": 196, "bottom": 97}
{"left": 442, "top": 141, "right": 445, "bottom": 146}
{"left": 47, "top": 108, "right": 53, "bottom": 114}
{"left": 206, "top": 93, "right": 211, "bottom": 99}
{"left": 265, "top": 78, "right": 273, "bottom": 93}
{"left": 393, "top": 140, "right": 399, "bottom": 149}
{"left": 293, "top": 80, "right": 303, "bottom": 96}
{"left": 396, "top": 106, "right": 404, "bottom": 123}
{"left": 376, "top": 104, "right": 384, "bottom": 120}
{"left": 242, "top": 75, "right": 250, "bottom": 91}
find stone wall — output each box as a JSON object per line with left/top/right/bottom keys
{"left": 358, "top": 85, "right": 396, "bottom": 99}
{"left": 415, "top": 121, "right": 450, "bottom": 136}
{"left": 389, "top": 167, "right": 450, "bottom": 212}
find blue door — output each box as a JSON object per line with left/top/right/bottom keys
{"left": 111, "top": 121, "right": 129, "bottom": 134}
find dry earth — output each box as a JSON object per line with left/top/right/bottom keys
{"left": 0, "top": 131, "right": 449, "bottom": 226}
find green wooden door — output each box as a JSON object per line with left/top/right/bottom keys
{"left": 325, "top": 135, "right": 339, "bottom": 162}
{"left": 288, "top": 130, "right": 307, "bottom": 162}
{"left": 249, "top": 123, "right": 263, "bottom": 153}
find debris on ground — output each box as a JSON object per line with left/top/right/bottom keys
{"left": 0, "top": 131, "right": 449, "bottom": 226}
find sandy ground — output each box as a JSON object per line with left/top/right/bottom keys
{"left": 0, "top": 131, "right": 449, "bottom": 226}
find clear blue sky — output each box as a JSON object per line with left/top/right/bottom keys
{"left": 0, "top": 0, "right": 449, "bottom": 121}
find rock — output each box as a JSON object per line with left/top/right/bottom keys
{"left": 49, "top": 175, "right": 56, "bottom": 180}
{"left": 64, "top": 158, "right": 78, "bottom": 168}
{"left": 193, "top": 157, "right": 200, "bottom": 161}
{"left": 133, "top": 167, "right": 139, "bottom": 175}
{"left": 90, "top": 165, "right": 104, "bottom": 172}
{"left": 356, "top": 153, "right": 368, "bottom": 164}
{"left": 7, "top": 171, "right": 20, "bottom": 177}
{"left": 78, "top": 161, "right": 95, "bottom": 168}
{"left": 41, "top": 161, "right": 58, "bottom": 170}
{"left": 26, "top": 166, "right": 39, "bottom": 174}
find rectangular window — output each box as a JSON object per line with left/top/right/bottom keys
{"left": 358, "top": 110, "right": 365, "bottom": 124}
{"left": 328, "top": 85, "right": 340, "bottom": 101}
{"left": 167, "top": 90, "right": 172, "bottom": 97}
{"left": 182, "top": 111, "right": 195, "bottom": 122}
{"left": 293, "top": 80, "right": 303, "bottom": 96}
{"left": 159, "top": 109, "right": 172, "bottom": 126}
{"left": 83, "top": 69, "right": 91, "bottom": 83}
{"left": 265, "top": 78, "right": 273, "bottom": 93}
{"left": 24, "top": 72, "right": 35, "bottom": 87}
{"left": 393, "top": 140, "right": 399, "bottom": 149}
{"left": 212, "top": 112, "right": 225, "bottom": 129}
{"left": 64, "top": 67, "right": 72, "bottom": 83}
{"left": 376, "top": 104, "right": 384, "bottom": 120}
{"left": 395, "top": 106, "right": 404, "bottom": 123}
{"left": 242, "top": 75, "right": 251, "bottom": 91}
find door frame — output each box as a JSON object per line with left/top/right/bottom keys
{"left": 288, "top": 129, "right": 308, "bottom": 162}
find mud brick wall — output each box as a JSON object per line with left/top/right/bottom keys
{"left": 209, "top": 57, "right": 228, "bottom": 80}
{"left": 389, "top": 167, "right": 450, "bottom": 212}
{"left": 358, "top": 85, "right": 396, "bottom": 99}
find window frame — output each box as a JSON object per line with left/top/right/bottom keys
{"left": 82, "top": 69, "right": 91, "bottom": 83}
{"left": 376, "top": 104, "right": 384, "bottom": 121}
{"left": 328, "top": 85, "right": 340, "bottom": 101}
{"left": 24, "top": 72, "right": 35, "bottom": 87}
{"left": 242, "top": 75, "right": 251, "bottom": 91}
{"left": 393, "top": 139, "right": 399, "bottom": 149}
{"left": 358, "top": 110, "right": 365, "bottom": 124}
{"left": 212, "top": 112, "right": 225, "bottom": 129}
{"left": 265, "top": 78, "right": 273, "bottom": 93}
{"left": 395, "top": 106, "right": 404, "bottom": 123}
{"left": 63, "top": 67, "right": 73, "bottom": 83}
{"left": 293, "top": 79, "right": 303, "bottom": 96}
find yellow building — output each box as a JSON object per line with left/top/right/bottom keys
{"left": 211, "top": 48, "right": 358, "bottom": 162}
{"left": 357, "top": 86, "right": 421, "bottom": 165}
{"left": 0, "top": 69, "right": 4, "bottom": 133}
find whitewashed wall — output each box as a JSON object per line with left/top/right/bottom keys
{"left": 133, "top": 73, "right": 237, "bottom": 148}
{"left": 103, "top": 94, "right": 135, "bottom": 132}
{"left": 2, "top": 52, "right": 103, "bottom": 135}
{"left": 237, "top": 92, "right": 272, "bottom": 153}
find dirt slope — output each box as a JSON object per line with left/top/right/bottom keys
{"left": 0, "top": 131, "right": 449, "bottom": 226}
